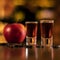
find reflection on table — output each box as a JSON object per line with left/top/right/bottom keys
{"left": 0, "top": 46, "right": 60, "bottom": 60}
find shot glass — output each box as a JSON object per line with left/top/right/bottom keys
{"left": 40, "top": 20, "right": 54, "bottom": 47}
{"left": 25, "top": 21, "right": 38, "bottom": 46}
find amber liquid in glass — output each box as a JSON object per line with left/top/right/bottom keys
{"left": 40, "top": 23, "right": 53, "bottom": 38}
{"left": 40, "top": 20, "right": 54, "bottom": 47}
{"left": 26, "top": 22, "right": 37, "bottom": 45}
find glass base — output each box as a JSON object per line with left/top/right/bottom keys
{"left": 41, "top": 37, "right": 53, "bottom": 47}
{"left": 26, "top": 37, "right": 37, "bottom": 46}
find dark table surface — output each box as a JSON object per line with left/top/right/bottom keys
{"left": 0, "top": 46, "right": 60, "bottom": 60}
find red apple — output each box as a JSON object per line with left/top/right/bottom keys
{"left": 3, "top": 23, "right": 26, "bottom": 43}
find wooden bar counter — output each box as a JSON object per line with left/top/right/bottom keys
{"left": 0, "top": 45, "right": 60, "bottom": 60}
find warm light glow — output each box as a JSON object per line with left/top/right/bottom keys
{"left": 36, "top": 10, "right": 54, "bottom": 19}
{"left": 14, "top": 12, "right": 25, "bottom": 22}
{"left": 0, "top": 35, "right": 7, "bottom": 43}
{"left": 36, "top": 0, "right": 55, "bottom": 7}
{"left": 14, "top": 0, "right": 25, "bottom": 5}
{"left": 0, "top": 22, "right": 7, "bottom": 34}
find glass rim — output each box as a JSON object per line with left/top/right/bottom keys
{"left": 25, "top": 21, "right": 38, "bottom": 24}
{"left": 40, "top": 20, "right": 54, "bottom": 23}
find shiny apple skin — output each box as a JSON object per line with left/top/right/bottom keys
{"left": 3, "top": 23, "right": 26, "bottom": 43}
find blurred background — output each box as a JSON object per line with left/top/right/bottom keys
{"left": 0, "top": 0, "right": 60, "bottom": 45}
